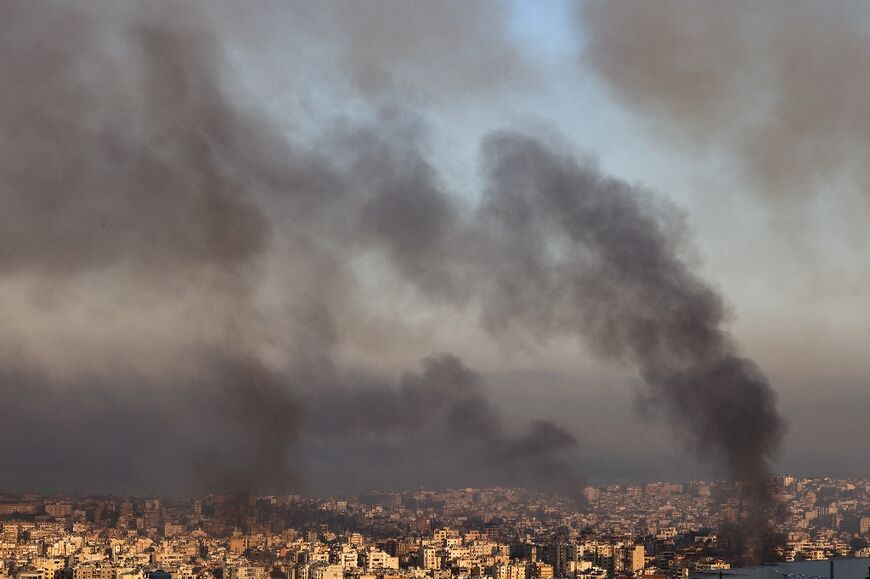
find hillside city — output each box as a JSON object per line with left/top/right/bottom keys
{"left": 2, "top": 477, "right": 870, "bottom": 579}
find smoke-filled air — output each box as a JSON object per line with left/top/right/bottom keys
{"left": 0, "top": 0, "right": 785, "bottom": 513}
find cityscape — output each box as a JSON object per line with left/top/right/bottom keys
{"left": 4, "top": 478, "right": 870, "bottom": 579}
{"left": 3, "top": 4, "right": 870, "bottom": 579}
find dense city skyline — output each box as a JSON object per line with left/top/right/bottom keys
{"left": 4, "top": 476, "right": 870, "bottom": 573}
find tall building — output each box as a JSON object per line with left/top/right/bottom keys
{"left": 625, "top": 545, "right": 645, "bottom": 574}
{"left": 421, "top": 546, "right": 440, "bottom": 570}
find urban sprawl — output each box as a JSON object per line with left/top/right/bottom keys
{"left": 2, "top": 477, "right": 869, "bottom": 579}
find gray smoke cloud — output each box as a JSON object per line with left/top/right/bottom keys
{"left": 0, "top": 3, "right": 297, "bottom": 494}
{"left": 304, "top": 0, "right": 533, "bottom": 97}
{"left": 0, "top": 355, "right": 298, "bottom": 494}
{"left": 0, "top": 0, "right": 782, "bottom": 518}
{"left": 0, "top": 2, "right": 576, "bottom": 497}
{"left": 300, "top": 354, "right": 582, "bottom": 499}
{"left": 580, "top": 0, "right": 870, "bottom": 206}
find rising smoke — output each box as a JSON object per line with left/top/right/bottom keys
{"left": 0, "top": 2, "right": 578, "bottom": 497}
{"left": 0, "top": 0, "right": 781, "bottom": 522}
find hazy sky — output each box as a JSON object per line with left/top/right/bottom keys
{"left": 1, "top": 1, "right": 868, "bottom": 496}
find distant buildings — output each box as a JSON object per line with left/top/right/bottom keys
{"left": 2, "top": 478, "right": 870, "bottom": 579}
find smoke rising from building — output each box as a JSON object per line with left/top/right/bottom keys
{"left": 0, "top": 0, "right": 781, "bottom": 516}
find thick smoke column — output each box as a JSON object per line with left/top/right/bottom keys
{"left": 347, "top": 124, "right": 784, "bottom": 557}
{"left": 354, "top": 129, "right": 784, "bottom": 487}
{"left": 472, "top": 135, "right": 784, "bottom": 561}
{"left": 475, "top": 134, "right": 784, "bottom": 484}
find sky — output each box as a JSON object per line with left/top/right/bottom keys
{"left": 0, "top": 1, "right": 868, "bottom": 496}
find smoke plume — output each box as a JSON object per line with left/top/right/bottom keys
{"left": 0, "top": 2, "right": 577, "bottom": 497}
{"left": 0, "top": 0, "right": 782, "bottom": 520}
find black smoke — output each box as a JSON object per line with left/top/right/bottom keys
{"left": 348, "top": 128, "right": 783, "bottom": 486}
{"left": 0, "top": 1, "right": 782, "bottom": 523}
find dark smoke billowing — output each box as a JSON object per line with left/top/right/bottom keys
{"left": 0, "top": 2, "right": 579, "bottom": 497}
{"left": 0, "top": 0, "right": 781, "bottom": 519}
{"left": 474, "top": 134, "right": 783, "bottom": 484}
